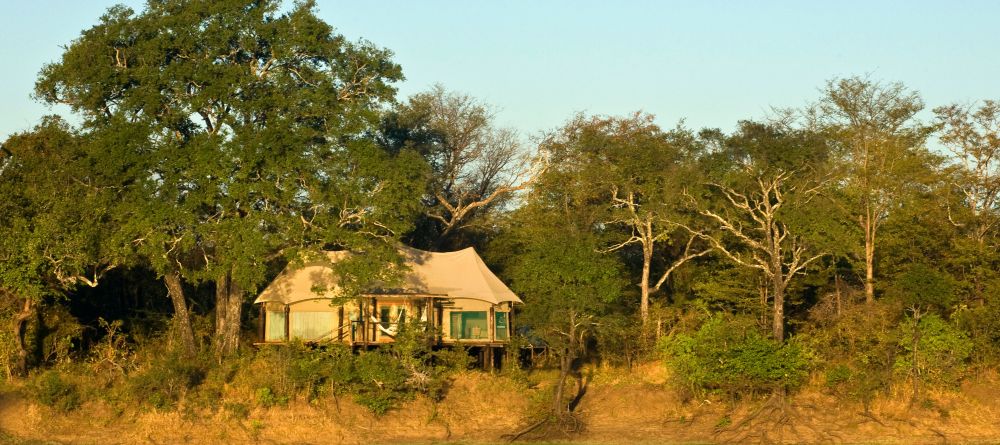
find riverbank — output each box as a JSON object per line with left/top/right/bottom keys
{"left": 2, "top": 364, "right": 999, "bottom": 444}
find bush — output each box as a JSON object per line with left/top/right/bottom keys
{"left": 954, "top": 289, "right": 1000, "bottom": 366}
{"left": 353, "top": 351, "right": 411, "bottom": 415}
{"left": 124, "top": 350, "right": 207, "bottom": 410}
{"left": 895, "top": 314, "right": 973, "bottom": 387}
{"left": 596, "top": 313, "right": 649, "bottom": 368}
{"left": 32, "top": 370, "right": 81, "bottom": 411}
{"left": 660, "top": 315, "right": 811, "bottom": 398}
{"left": 803, "top": 301, "right": 900, "bottom": 409}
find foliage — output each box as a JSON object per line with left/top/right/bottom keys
{"left": 661, "top": 315, "right": 812, "bottom": 398}
{"left": 888, "top": 263, "right": 956, "bottom": 313}
{"left": 231, "top": 334, "right": 459, "bottom": 415}
{"left": 31, "top": 0, "right": 427, "bottom": 358}
{"left": 124, "top": 350, "right": 208, "bottom": 410}
{"left": 594, "top": 313, "right": 649, "bottom": 368}
{"left": 31, "top": 370, "right": 81, "bottom": 412}
{"left": 895, "top": 314, "right": 973, "bottom": 387}
{"left": 352, "top": 351, "right": 412, "bottom": 415}
{"left": 384, "top": 85, "right": 528, "bottom": 250}
{"left": 954, "top": 289, "right": 1000, "bottom": 364}
{"left": 5, "top": 0, "right": 1000, "bottom": 416}
{"left": 804, "top": 302, "right": 900, "bottom": 408}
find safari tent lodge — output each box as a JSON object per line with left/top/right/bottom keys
{"left": 254, "top": 247, "right": 521, "bottom": 358}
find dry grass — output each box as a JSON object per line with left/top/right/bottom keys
{"left": 2, "top": 365, "right": 1000, "bottom": 444}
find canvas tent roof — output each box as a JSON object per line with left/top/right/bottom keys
{"left": 253, "top": 247, "right": 522, "bottom": 305}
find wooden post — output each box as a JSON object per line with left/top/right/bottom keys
{"left": 489, "top": 306, "right": 495, "bottom": 342}
{"left": 283, "top": 305, "right": 290, "bottom": 342}
{"left": 258, "top": 304, "right": 265, "bottom": 343}
{"left": 358, "top": 299, "right": 368, "bottom": 348}
{"left": 337, "top": 306, "right": 344, "bottom": 342}
{"left": 371, "top": 297, "right": 378, "bottom": 343}
{"left": 508, "top": 305, "right": 515, "bottom": 339}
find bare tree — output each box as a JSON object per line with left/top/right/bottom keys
{"left": 604, "top": 187, "right": 711, "bottom": 322}
{"left": 935, "top": 100, "right": 1000, "bottom": 243}
{"left": 685, "top": 123, "right": 830, "bottom": 341}
{"left": 389, "top": 86, "right": 539, "bottom": 247}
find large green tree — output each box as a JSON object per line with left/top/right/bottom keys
{"left": 34, "top": 0, "right": 425, "bottom": 357}
{"left": 494, "top": 161, "right": 627, "bottom": 418}
{"left": 537, "top": 114, "right": 710, "bottom": 324}
{"left": 0, "top": 118, "right": 132, "bottom": 375}
{"left": 814, "top": 77, "right": 931, "bottom": 303}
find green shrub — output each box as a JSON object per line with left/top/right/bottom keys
{"left": 433, "top": 346, "right": 473, "bottom": 373}
{"left": 255, "top": 386, "right": 288, "bottom": 407}
{"left": 803, "top": 302, "right": 900, "bottom": 408}
{"left": 353, "top": 351, "right": 410, "bottom": 415}
{"left": 32, "top": 370, "right": 81, "bottom": 411}
{"left": 660, "top": 315, "right": 811, "bottom": 398}
{"left": 895, "top": 314, "right": 973, "bottom": 387}
{"left": 954, "top": 289, "right": 1000, "bottom": 366}
{"left": 125, "top": 351, "right": 207, "bottom": 410}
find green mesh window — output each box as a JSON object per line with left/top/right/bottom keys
{"left": 450, "top": 311, "right": 488, "bottom": 339}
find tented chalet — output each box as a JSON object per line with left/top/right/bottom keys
{"left": 254, "top": 247, "right": 521, "bottom": 351}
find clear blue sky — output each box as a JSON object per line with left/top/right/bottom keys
{"left": 3, "top": 1, "right": 999, "bottom": 141}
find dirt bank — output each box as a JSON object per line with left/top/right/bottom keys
{"left": 2, "top": 365, "right": 999, "bottom": 444}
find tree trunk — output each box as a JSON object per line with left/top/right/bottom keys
{"left": 772, "top": 279, "right": 785, "bottom": 342}
{"left": 834, "top": 274, "right": 843, "bottom": 316}
{"left": 911, "top": 309, "right": 922, "bottom": 404}
{"left": 639, "top": 241, "right": 652, "bottom": 324}
{"left": 214, "top": 271, "right": 243, "bottom": 358}
{"left": 12, "top": 297, "right": 35, "bottom": 377}
{"left": 864, "top": 222, "right": 876, "bottom": 304}
{"left": 553, "top": 353, "right": 571, "bottom": 414}
{"left": 771, "top": 240, "right": 785, "bottom": 342}
{"left": 164, "top": 272, "right": 197, "bottom": 357}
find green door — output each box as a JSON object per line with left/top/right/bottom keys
{"left": 265, "top": 310, "right": 286, "bottom": 342}
{"left": 495, "top": 312, "right": 508, "bottom": 340}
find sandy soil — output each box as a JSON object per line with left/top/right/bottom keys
{"left": 2, "top": 365, "right": 999, "bottom": 444}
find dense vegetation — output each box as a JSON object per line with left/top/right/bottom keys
{"left": 2, "top": 0, "right": 1000, "bottom": 423}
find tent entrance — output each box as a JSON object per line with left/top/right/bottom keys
{"left": 495, "top": 312, "right": 509, "bottom": 340}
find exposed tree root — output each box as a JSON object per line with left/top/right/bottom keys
{"left": 712, "top": 394, "right": 846, "bottom": 444}
{"left": 503, "top": 412, "right": 584, "bottom": 443}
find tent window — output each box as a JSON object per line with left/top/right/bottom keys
{"left": 290, "top": 312, "right": 333, "bottom": 340}
{"left": 265, "top": 311, "right": 286, "bottom": 342}
{"left": 495, "top": 312, "right": 508, "bottom": 340}
{"left": 450, "top": 311, "right": 488, "bottom": 340}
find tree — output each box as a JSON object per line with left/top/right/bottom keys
{"left": 935, "top": 100, "right": 1000, "bottom": 243}
{"left": 815, "top": 77, "right": 931, "bottom": 303}
{"left": 34, "top": 0, "right": 425, "bottom": 357}
{"left": 0, "top": 118, "right": 130, "bottom": 374}
{"left": 383, "top": 85, "right": 535, "bottom": 250}
{"left": 933, "top": 101, "right": 1000, "bottom": 307}
{"left": 538, "top": 114, "right": 710, "bottom": 324}
{"left": 494, "top": 166, "right": 627, "bottom": 421}
{"left": 686, "top": 122, "right": 831, "bottom": 341}
{"left": 888, "top": 264, "right": 961, "bottom": 402}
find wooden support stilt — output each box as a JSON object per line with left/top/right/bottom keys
{"left": 258, "top": 304, "right": 265, "bottom": 343}
{"left": 283, "top": 305, "right": 290, "bottom": 342}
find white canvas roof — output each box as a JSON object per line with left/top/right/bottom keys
{"left": 254, "top": 246, "right": 522, "bottom": 305}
